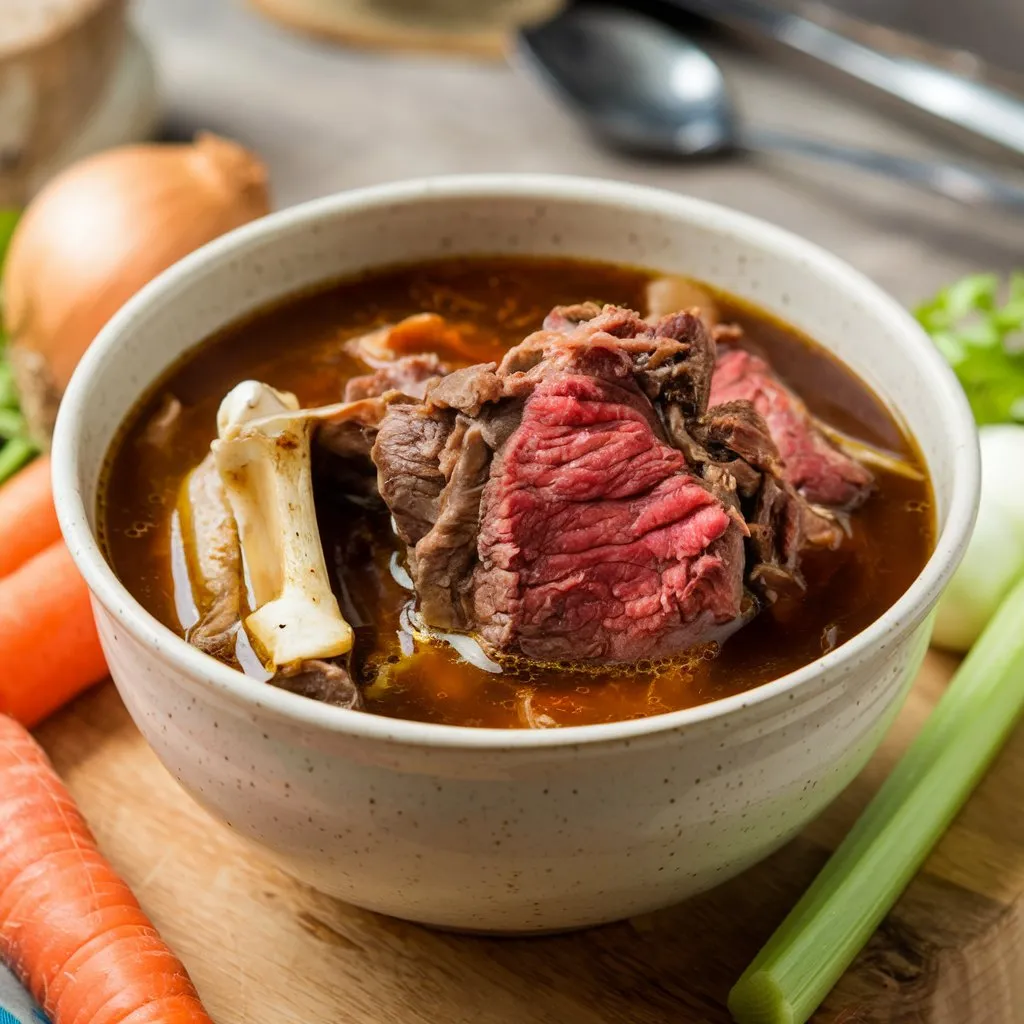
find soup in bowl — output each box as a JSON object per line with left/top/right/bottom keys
{"left": 54, "top": 176, "right": 977, "bottom": 932}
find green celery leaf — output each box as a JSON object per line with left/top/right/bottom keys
{"left": 916, "top": 271, "right": 1024, "bottom": 425}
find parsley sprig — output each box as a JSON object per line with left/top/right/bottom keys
{"left": 916, "top": 272, "right": 1024, "bottom": 425}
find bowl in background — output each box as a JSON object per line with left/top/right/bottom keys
{"left": 52, "top": 175, "right": 977, "bottom": 932}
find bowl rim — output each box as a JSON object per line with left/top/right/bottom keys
{"left": 52, "top": 173, "right": 979, "bottom": 751}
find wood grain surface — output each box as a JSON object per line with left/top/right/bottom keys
{"left": 35, "top": 652, "right": 1024, "bottom": 1023}
{"left": 34, "top": 2, "right": 1024, "bottom": 1020}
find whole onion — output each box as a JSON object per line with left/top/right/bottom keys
{"left": 4, "top": 133, "right": 271, "bottom": 444}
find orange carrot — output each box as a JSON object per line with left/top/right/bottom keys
{"left": 0, "top": 454, "right": 60, "bottom": 578}
{"left": 0, "top": 714, "right": 215, "bottom": 1024}
{"left": 0, "top": 539, "right": 107, "bottom": 727}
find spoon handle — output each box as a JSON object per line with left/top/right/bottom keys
{"left": 667, "top": 0, "right": 1024, "bottom": 162}
{"left": 741, "top": 127, "right": 1024, "bottom": 210}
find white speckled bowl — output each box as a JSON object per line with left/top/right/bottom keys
{"left": 53, "top": 176, "right": 977, "bottom": 932}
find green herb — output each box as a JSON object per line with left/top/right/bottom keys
{"left": 728, "top": 577, "right": 1024, "bottom": 1024}
{"left": 915, "top": 271, "right": 1024, "bottom": 424}
{"left": 0, "top": 407, "right": 28, "bottom": 440}
{"left": 0, "top": 207, "right": 20, "bottom": 272}
{"left": 0, "top": 207, "right": 37, "bottom": 484}
{"left": 0, "top": 362, "right": 18, "bottom": 409}
{"left": 0, "top": 435, "right": 35, "bottom": 482}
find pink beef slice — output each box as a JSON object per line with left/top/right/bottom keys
{"left": 472, "top": 348, "right": 745, "bottom": 663}
{"left": 709, "top": 348, "right": 873, "bottom": 507}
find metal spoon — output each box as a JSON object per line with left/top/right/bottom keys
{"left": 517, "top": 5, "right": 1024, "bottom": 211}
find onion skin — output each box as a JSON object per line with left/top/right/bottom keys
{"left": 4, "top": 133, "right": 271, "bottom": 444}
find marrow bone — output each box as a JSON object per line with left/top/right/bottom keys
{"left": 212, "top": 380, "right": 360, "bottom": 669}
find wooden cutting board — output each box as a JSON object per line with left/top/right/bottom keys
{"left": 34, "top": 649, "right": 1024, "bottom": 1023}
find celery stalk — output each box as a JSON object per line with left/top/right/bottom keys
{"left": 729, "top": 574, "right": 1024, "bottom": 1024}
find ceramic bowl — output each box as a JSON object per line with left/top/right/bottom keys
{"left": 52, "top": 175, "right": 977, "bottom": 933}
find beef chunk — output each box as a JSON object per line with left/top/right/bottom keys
{"left": 697, "top": 402, "right": 809, "bottom": 601}
{"left": 372, "top": 403, "right": 453, "bottom": 545}
{"left": 710, "top": 348, "right": 873, "bottom": 507}
{"left": 506, "top": 303, "right": 715, "bottom": 418}
{"left": 311, "top": 394, "right": 395, "bottom": 456}
{"left": 180, "top": 454, "right": 244, "bottom": 662}
{"left": 426, "top": 363, "right": 505, "bottom": 417}
{"left": 271, "top": 660, "right": 363, "bottom": 709}
{"left": 412, "top": 417, "right": 493, "bottom": 630}
{"left": 702, "top": 400, "right": 784, "bottom": 479}
{"left": 472, "top": 348, "right": 745, "bottom": 662}
{"left": 373, "top": 307, "right": 748, "bottom": 664}
{"left": 368, "top": 302, "right": 866, "bottom": 666}
{"left": 747, "top": 473, "right": 805, "bottom": 602}
{"left": 343, "top": 353, "right": 446, "bottom": 402}
{"left": 699, "top": 398, "right": 851, "bottom": 593}
{"left": 642, "top": 310, "right": 717, "bottom": 416}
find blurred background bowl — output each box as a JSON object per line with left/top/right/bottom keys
{"left": 0, "top": 0, "right": 159, "bottom": 205}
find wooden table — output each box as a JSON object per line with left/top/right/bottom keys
{"left": 38, "top": 2, "right": 1024, "bottom": 1020}
{"left": 38, "top": 652, "right": 1024, "bottom": 1023}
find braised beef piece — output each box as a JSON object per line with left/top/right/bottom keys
{"left": 182, "top": 454, "right": 245, "bottom": 662}
{"left": 428, "top": 364, "right": 507, "bottom": 419}
{"left": 697, "top": 402, "right": 806, "bottom": 602}
{"left": 343, "top": 353, "right": 447, "bottom": 402}
{"left": 270, "top": 659, "right": 363, "bottom": 709}
{"left": 374, "top": 401, "right": 453, "bottom": 543}
{"left": 370, "top": 304, "right": 790, "bottom": 663}
{"left": 536, "top": 303, "right": 715, "bottom": 417}
{"left": 471, "top": 344, "right": 746, "bottom": 662}
{"left": 414, "top": 417, "right": 493, "bottom": 630}
{"left": 709, "top": 347, "right": 873, "bottom": 508}
{"left": 357, "top": 302, "right": 873, "bottom": 664}
{"left": 701, "top": 400, "right": 783, "bottom": 479}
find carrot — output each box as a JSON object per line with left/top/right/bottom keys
{"left": 0, "top": 539, "right": 107, "bottom": 727}
{"left": 0, "top": 454, "right": 60, "bottom": 578}
{"left": 0, "top": 714, "right": 215, "bottom": 1024}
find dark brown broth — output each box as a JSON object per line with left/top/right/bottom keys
{"left": 102, "top": 256, "right": 934, "bottom": 728}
